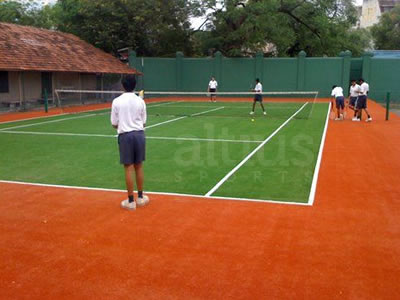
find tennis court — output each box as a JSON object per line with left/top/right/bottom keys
{"left": 0, "top": 94, "right": 329, "bottom": 205}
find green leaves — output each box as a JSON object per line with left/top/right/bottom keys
{"left": 371, "top": 5, "right": 400, "bottom": 50}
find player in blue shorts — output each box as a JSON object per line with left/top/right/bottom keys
{"left": 348, "top": 79, "right": 359, "bottom": 119}
{"left": 111, "top": 75, "right": 149, "bottom": 210}
{"left": 331, "top": 85, "right": 345, "bottom": 120}
{"left": 250, "top": 78, "right": 266, "bottom": 116}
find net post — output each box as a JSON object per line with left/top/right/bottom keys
{"left": 385, "top": 92, "right": 391, "bottom": 121}
{"left": 44, "top": 88, "right": 48, "bottom": 113}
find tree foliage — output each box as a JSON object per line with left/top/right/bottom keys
{"left": 0, "top": 0, "right": 372, "bottom": 57}
{"left": 51, "top": 0, "right": 207, "bottom": 56}
{"left": 199, "top": 0, "right": 370, "bottom": 57}
{"left": 0, "top": 0, "right": 54, "bottom": 29}
{"left": 371, "top": 5, "right": 400, "bottom": 50}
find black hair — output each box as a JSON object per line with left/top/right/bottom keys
{"left": 121, "top": 74, "right": 136, "bottom": 92}
{"left": 256, "top": 78, "right": 260, "bottom": 82}
{"left": 359, "top": 78, "right": 364, "bottom": 83}
{"left": 332, "top": 85, "right": 337, "bottom": 89}
{"left": 351, "top": 79, "right": 356, "bottom": 82}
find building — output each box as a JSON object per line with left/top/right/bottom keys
{"left": 0, "top": 22, "right": 139, "bottom": 111}
{"left": 359, "top": 0, "right": 400, "bottom": 28}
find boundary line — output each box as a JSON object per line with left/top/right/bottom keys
{"left": 205, "top": 102, "right": 309, "bottom": 197}
{"left": 307, "top": 102, "right": 331, "bottom": 205}
{"left": 0, "top": 180, "right": 311, "bottom": 206}
{"left": 0, "top": 113, "right": 105, "bottom": 131}
{"left": 146, "top": 106, "right": 224, "bottom": 129}
{"left": 0, "top": 130, "right": 263, "bottom": 143}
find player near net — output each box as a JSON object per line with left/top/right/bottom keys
{"left": 208, "top": 76, "right": 218, "bottom": 102}
{"left": 111, "top": 74, "right": 149, "bottom": 211}
{"left": 250, "top": 78, "right": 267, "bottom": 116}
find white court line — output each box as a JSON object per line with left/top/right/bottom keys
{"left": 0, "top": 130, "right": 263, "bottom": 143}
{"left": 149, "top": 105, "right": 300, "bottom": 109}
{"left": 204, "top": 102, "right": 309, "bottom": 197}
{"left": 146, "top": 106, "right": 224, "bottom": 129}
{"left": 0, "top": 180, "right": 311, "bottom": 206}
{"left": 307, "top": 102, "right": 331, "bottom": 205}
{"left": 0, "top": 113, "right": 70, "bottom": 125}
{"left": 0, "top": 113, "right": 107, "bottom": 131}
{"left": 146, "top": 101, "right": 176, "bottom": 108}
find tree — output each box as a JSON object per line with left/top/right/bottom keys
{"left": 371, "top": 5, "right": 400, "bottom": 50}
{"left": 0, "top": 0, "right": 56, "bottom": 29}
{"left": 51, "top": 0, "right": 209, "bottom": 57}
{"left": 197, "top": 0, "right": 371, "bottom": 57}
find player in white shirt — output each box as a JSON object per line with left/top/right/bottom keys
{"left": 250, "top": 78, "right": 266, "bottom": 116}
{"left": 348, "top": 79, "right": 360, "bottom": 119}
{"left": 208, "top": 76, "right": 218, "bottom": 102}
{"left": 111, "top": 75, "right": 149, "bottom": 210}
{"left": 331, "top": 85, "right": 345, "bottom": 120}
{"left": 353, "top": 78, "right": 372, "bottom": 122}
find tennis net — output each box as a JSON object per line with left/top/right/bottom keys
{"left": 54, "top": 89, "right": 319, "bottom": 119}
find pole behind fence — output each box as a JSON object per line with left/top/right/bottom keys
{"left": 385, "top": 92, "right": 391, "bottom": 121}
{"left": 44, "top": 89, "right": 48, "bottom": 113}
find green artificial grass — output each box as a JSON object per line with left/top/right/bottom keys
{"left": 0, "top": 101, "right": 328, "bottom": 203}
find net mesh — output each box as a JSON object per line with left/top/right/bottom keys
{"left": 54, "top": 90, "right": 318, "bottom": 119}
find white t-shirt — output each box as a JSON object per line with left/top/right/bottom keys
{"left": 255, "top": 82, "right": 262, "bottom": 94}
{"left": 349, "top": 84, "right": 360, "bottom": 97}
{"left": 208, "top": 80, "right": 218, "bottom": 89}
{"left": 331, "top": 87, "right": 344, "bottom": 98}
{"left": 111, "top": 92, "right": 147, "bottom": 134}
{"left": 359, "top": 82, "right": 369, "bottom": 96}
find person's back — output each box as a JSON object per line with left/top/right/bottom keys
{"left": 111, "top": 92, "right": 146, "bottom": 134}
{"left": 111, "top": 75, "right": 149, "bottom": 211}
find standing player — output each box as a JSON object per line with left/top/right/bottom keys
{"left": 331, "top": 85, "right": 345, "bottom": 120}
{"left": 250, "top": 78, "right": 266, "bottom": 115}
{"left": 208, "top": 76, "right": 218, "bottom": 102}
{"left": 353, "top": 78, "right": 372, "bottom": 122}
{"left": 348, "top": 79, "right": 359, "bottom": 119}
{"left": 111, "top": 75, "right": 149, "bottom": 211}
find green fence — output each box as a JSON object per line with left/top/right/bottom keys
{"left": 129, "top": 50, "right": 398, "bottom": 100}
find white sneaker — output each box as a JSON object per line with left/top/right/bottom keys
{"left": 121, "top": 199, "right": 136, "bottom": 211}
{"left": 340, "top": 114, "right": 344, "bottom": 120}
{"left": 352, "top": 118, "right": 360, "bottom": 122}
{"left": 136, "top": 195, "right": 150, "bottom": 207}
{"left": 334, "top": 118, "right": 341, "bottom": 121}
{"left": 250, "top": 111, "right": 254, "bottom": 115}
{"left": 366, "top": 117, "right": 372, "bottom": 122}
{"left": 263, "top": 111, "right": 267, "bottom": 115}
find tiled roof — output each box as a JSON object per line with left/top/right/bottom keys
{"left": 0, "top": 22, "right": 139, "bottom": 74}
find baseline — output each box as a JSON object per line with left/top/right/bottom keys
{"left": 0, "top": 180, "right": 311, "bottom": 206}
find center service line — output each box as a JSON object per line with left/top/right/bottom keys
{"left": 204, "top": 102, "right": 309, "bottom": 197}
{"left": 146, "top": 106, "right": 224, "bottom": 129}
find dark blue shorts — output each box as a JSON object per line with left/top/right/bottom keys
{"left": 254, "top": 94, "right": 262, "bottom": 102}
{"left": 356, "top": 95, "right": 367, "bottom": 109}
{"left": 349, "top": 96, "right": 358, "bottom": 107}
{"left": 335, "top": 96, "right": 345, "bottom": 109}
{"left": 209, "top": 88, "right": 216, "bottom": 95}
{"left": 118, "top": 130, "right": 145, "bottom": 165}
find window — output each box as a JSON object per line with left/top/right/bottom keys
{"left": 0, "top": 71, "right": 9, "bottom": 93}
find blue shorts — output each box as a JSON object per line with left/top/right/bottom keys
{"left": 356, "top": 95, "right": 367, "bottom": 109}
{"left": 349, "top": 96, "right": 358, "bottom": 107}
{"left": 335, "top": 96, "right": 345, "bottom": 109}
{"left": 254, "top": 94, "right": 263, "bottom": 102}
{"left": 118, "top": 130, "right": 146, "bottom": 165}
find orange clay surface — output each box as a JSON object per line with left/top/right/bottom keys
{"left": 0, "top": 101, "right": 399, "bottom": 299}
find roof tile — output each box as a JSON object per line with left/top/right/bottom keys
{"left": 0, "top": 22, "right": 139, "bottom": 74}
